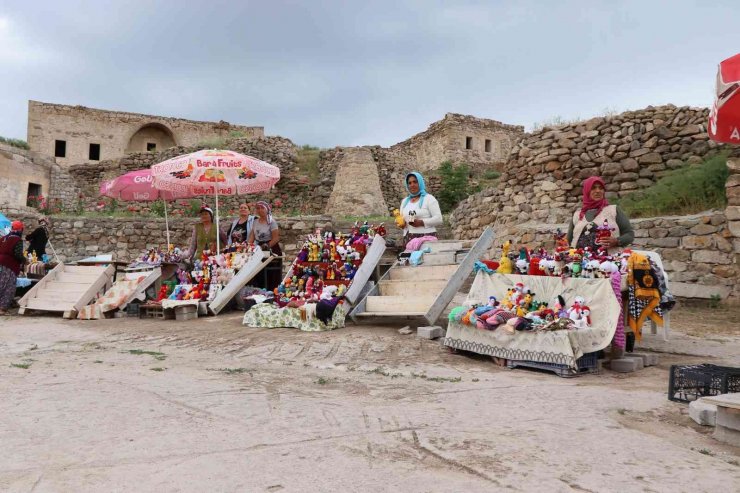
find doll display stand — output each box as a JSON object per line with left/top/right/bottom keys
{"left": 444, "top": 272, "right": 621, "bottom": 375}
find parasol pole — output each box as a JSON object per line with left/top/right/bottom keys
{"left": 164, "top": 199, "right": 171, "bottom": 249}
{"left": 215, "top": 186, "right": 220, "bottom": 252}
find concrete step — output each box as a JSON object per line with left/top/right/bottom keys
{"left": 378, "top": 279, "right": 447, "bottom": 297}
{"left": 35, "top": 290, "right": 84, "bottom": 303}
{"left": 388, "top": 264, "right": 458, "bottom": 281}
{"left": 64, "top": 265, "right": 108, "bottom": 275}
{"left": 365, "top": 295, "right": 436, "bottom": 314}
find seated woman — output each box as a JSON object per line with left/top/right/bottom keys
{"left": 226, "top": 202, "right": 254, "bottom": 249}
{"left": 186, "top": 207, "right": 226, "bottom": 263}
{"left": 567, "top": 176, "right": 634, "bottom": 254}
{"left": 248, "top": 201, "right": 282, "bottom": 291}
{"left": 397, "top": 172, "right": 444, "bottom": 249}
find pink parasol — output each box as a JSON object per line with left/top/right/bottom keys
{"left": 100, "top": 169, "right": 190, "bottom": 247}
{"left": 151, "top": 149, "right": 281, "bottom": 251}
{"left": 708, "top": 53, "right": 740, "bottom": 144}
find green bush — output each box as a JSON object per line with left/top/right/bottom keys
{"left": 482, "top": 170, "right": 501, "bottom": 180}
{"left": 437, "top": 161, "right": 476, "bottom": 213}
{"left": 150, "top": 199, "right": 166, "bottom": 217}
{"left": 615, "top": 154, "right": 729, "bottom": 218}
{"left": 0, "top": 136, "right": 29, "bottom": 149}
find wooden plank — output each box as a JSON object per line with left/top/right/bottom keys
{"left": 73, "top": 264, "right": 115, "bottom": 312}
{"left": 388, "top": 264, "right": 458, "bottom": 281}
{"left": 345, "top": 235, "right": 386, "bottom": 305}
{"left": 209, "top": 248, "right": 272, "bottom": 315}
{"left": 18, "top": 262, "right": 65, "bottom": 308}
{"left": 378, "top": 279, "right": 447, "bottom": 296}
{"left": 64, "top": 265, "right": 108, "bottom": 274}
{"left": 366, "top": 295, "right": 436, "bottom": 313}
{"left": 25, "top": 299, "right": 74, "bottom": 311}
{"left": 423, "top": 226, "right": 494, "bottom": 325}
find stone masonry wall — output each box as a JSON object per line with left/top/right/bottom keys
{"left": 0, "top": 143, "right": 54, "bottom": 208}
{"left": 325, "top": 147, "right": 389, "bottom": 217}
{"left": 27, "top": 100, "right": 264, "bottom": 167}
{"left": 50, "top": 136, "right": 330, "bottom": 215}
{"left": 11, "top": 209, "right": 333, "bottom": 265}
{"left": 389, "top": 113, "right": 524, "bottom": 172}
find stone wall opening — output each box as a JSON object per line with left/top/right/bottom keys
{"left": 126, "top": 123, "right": 176, "bottom": 154}
{"left": 26, "top": 182, "right": 42, "bottom": 205}
{"left": 465, "top": 136, "right": 473, "bottom": 150}
{"left": 55, "top": 140, "right": 66, "bottom": 158}
{"left": 88, "top": 143, "right": 100, "bottom": 161}
{"left": 485, "top": 139, "right": 492, "bottom": 152}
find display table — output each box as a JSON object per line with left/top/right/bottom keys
{"left": 444, "top": 272, "right": 621, "bottom": 370}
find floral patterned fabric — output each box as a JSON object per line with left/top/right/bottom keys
{"left": 242, "top": 302, "right": 347, "bottom": 332}
{"left": 77, "top": 276, "right": 146, "bottom": 320}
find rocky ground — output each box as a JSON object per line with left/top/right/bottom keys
{"left": 1, "top": 303, "right": 738, "bottom": 492}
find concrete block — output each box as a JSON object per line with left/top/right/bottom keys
{"left": 689, "top": 399, "right": 717, "bottom": 426}
{"left": 417, "top": 326, "right": 445, "bottom": 340}
{"left": 714, "top": 407, "right": 740, "bottom": 446}
{"left": 610, "top": 358, "right": 638, "bottom": 373}
{"left": 625, "top": 352, "right": 658, "bottom": 366}
{"left": 623, "top": 355, "right": 645, "bottom": 370}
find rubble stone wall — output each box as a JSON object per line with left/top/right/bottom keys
{"left": 0, "top": 143, "right": 54, "bottom": 208}
{"left": 27, "top": 100, "right": 264, "bottom": 167}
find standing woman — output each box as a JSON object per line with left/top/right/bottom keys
{"left": 26, "top": 217, "right": 49, "bottom": 260}
{"left": 248, "top": 201, "right": 282, "bottom": 290}
{"left": 397, "top": 171, "right": 444, "bottom": 248}
{"left": 186, "top": 206, "right": 226, "bottom": 262}
{"left": 226, "top": 202, "right": 254, "bottom": 248}
{"left": 567, "top": 176, "right": 634, "bottom": 254}
{"left": 0, "top": 221, "right": 26, "bottom": 315}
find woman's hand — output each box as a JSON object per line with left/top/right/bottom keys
{"left": 597, "top": 237, "right": 619, "bottom": 248}
{"left": 409, "top": 219, "right": 425, "bottom": 228}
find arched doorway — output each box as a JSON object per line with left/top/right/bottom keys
{"left": 126, "top": 123, "right": 176, "bottom": 153}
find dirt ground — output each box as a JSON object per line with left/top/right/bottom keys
{"left": 1, "top": 303, "right": 738, "bottom": 492}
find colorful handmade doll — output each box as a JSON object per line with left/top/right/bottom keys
{"left": 496, "top": 241, "right": 514, "bottom": 274}
{"left": 567, "top": 296, "right": 591, "bottom": 329}
{"left": 515, "top": 248, "right": 529, "bottom": 275}
{"left": 553, "top": 295, "right": 568, "bottom": 319}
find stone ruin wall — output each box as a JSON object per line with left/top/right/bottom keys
{"left": 0, "top": 143, "right": 55, "bottom": 208}
{"left": 450, "top": 104, "right": 740, "bottom": 301}
{"left": 27, "top": 100, "right": 264, "bottom": 167}
{"left": 389, "top": 113, "right": 524, "bottom": 173}
{"left": 50, "top": 137, "right": 333, "bottom": 216}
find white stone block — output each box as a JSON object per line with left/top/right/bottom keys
{"left": 624, "top": 355, "right": 644, "bottom": 370}
{"left": 625, "top": 352, "right": 658, "bottom": 366}
{"left": 417, "top": 326, "right": 445, "bottom": 340}
{"left": 610, "top": 358, "right": 637, "bottom": 373}
{"left": 689, "top": 399, "right": 717, "bottom": 426}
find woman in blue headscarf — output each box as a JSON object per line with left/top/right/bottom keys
{"left": 397, "top": 171, "right": 443, "bottom": 248}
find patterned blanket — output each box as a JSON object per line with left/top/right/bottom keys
{"left": 243, "top": 302, "right": 347, "bottom": 332}
{"left": 627, "top": 252, "right": 663, "bottom": 340}
{"left": 77, "top": 276, "right": 146, "bottom": 320}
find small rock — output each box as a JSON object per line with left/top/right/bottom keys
{"left": 398, "top": 326, "right": 413, "bottom": 335}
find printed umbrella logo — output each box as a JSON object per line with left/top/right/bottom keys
{"left": 198, "top": 169, "right": 226, "bottom": 182}
{"left": 237, "top": 168, "right": 257, "bottom": 180}
{"left": 171, "top": 163, "right": 194, "bottom": 179}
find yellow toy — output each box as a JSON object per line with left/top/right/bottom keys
{"left": 392, "top": 209, "right": 405, "bottom": 228}
{"left": 496, "top": 241, "right": 514, "bottom": 274}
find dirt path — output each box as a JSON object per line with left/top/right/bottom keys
{"left": 0, "top": 306, "right": 738, "bottom": 492}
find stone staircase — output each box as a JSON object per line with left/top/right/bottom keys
{"left": 350, "top": 229, "right": 494, "bottom": 324}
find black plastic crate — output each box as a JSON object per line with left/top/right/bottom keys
{"left": 506, "top": 352, "right": 599, "bottom": 378}
{"left": 668, "top": 364, "right": 740, "bottom": 403}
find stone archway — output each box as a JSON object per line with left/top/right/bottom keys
{"left": 126, "top": 123, "right": 176, "bottom": 153}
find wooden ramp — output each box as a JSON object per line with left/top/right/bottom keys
{"left": 209, "top": 248, "right": 274, "bottom": 315}
{"left": 18, "top": 263, "right": 115, "bottom": 319}
{"left": 350, "top": 228, "right": 494, "bottom": 325}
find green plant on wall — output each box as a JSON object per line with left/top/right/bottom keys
{"left": 150, "top": 199, "right": 166, "bottom": 217}
{"left": 437, "top": 161, "right": 475, "bottom": 213}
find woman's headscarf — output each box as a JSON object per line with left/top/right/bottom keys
{"left": 255, "top": 201, "right": 273, "bottom": 223}
{"left": 402, "top": 171, "right": 427, "bottom": 208}
{"left": 580, "top": 176, "right": 608, "bottom": 220}
{"left": 199, "top": 207, "right": 214, "bottom": 221}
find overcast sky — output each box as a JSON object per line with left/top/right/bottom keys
{"left": 1, "top": 1, "right": 738, "bottom": 148}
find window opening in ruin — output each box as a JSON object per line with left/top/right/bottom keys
{"left": 26, "top": 183, "right": 42, "bottom": 206}
{"left": 465, "top": 137, "right": 473, "bottom": 150}
{"left": 54, "top": 140, "right": 66, "bottom": 158}
{"left": 89, "top": 143, "right": 100, "bottom": 161}
{"left": 147, "top": 142, "right": 157, "bottom": 152}
{"left": 485, "top": 139, "right": 492, "bottom": 152}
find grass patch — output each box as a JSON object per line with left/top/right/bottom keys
{"left": 11, "top": 362, "right": 32, "bottom": 369}
{"left": 29, "top": 344, "right": 38, "bottom": 351}
{"left": 425, "top": 376, "right": 462, "bottom": 383}
{"left": 127, "top": 349, "right": 166, "bottom": 361}
{"left": 0, "top": 135, "right": 29, "bottom": 149}
{"left": 296, "top": 145, "right": 321, "bottom": 184}
{"left": 697, "top": 448, "right": 715, "bottom": 457}
{"left": 94, "top": 360, "right": 104, "bottom": 364}
{"left": 150, "top": 367, "right": 166, "bottom": 372}
{"left": 339, "top": 214, "right": 391, "bottom": 223}
{"left": 316, "top": 376, "right": 329, "bottom": 385}
{"left": 615, "top": 154, "right": 729, "bottom": 218}
{"left": 208, "top": 367, "right": 253, "bottom": 375}
{"left": 197, "top": 137, "right": 228, "bottom": 149}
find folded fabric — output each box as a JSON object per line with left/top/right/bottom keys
{"left": 78, "top": 276, "right": 146, "bottom": 320}
{"left": 404, "top": 235, "right": 438, "bottom": 252}
{"left": 409, "top": 247, "right": 431, "bottom": 266}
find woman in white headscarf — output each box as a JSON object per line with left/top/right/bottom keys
{"left": 248, "top": 201, "right": 282, "bottom": 290}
